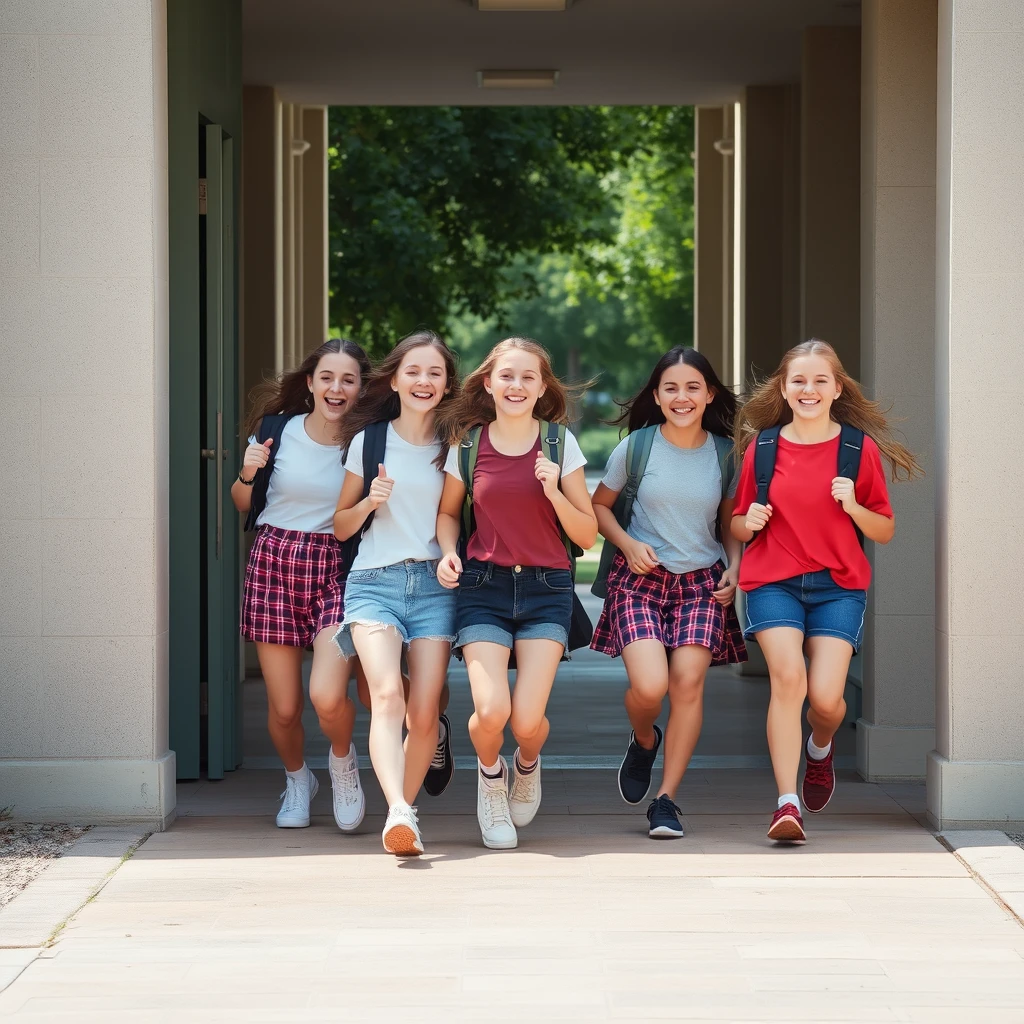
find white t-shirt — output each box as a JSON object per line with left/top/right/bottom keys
{"left": 442, "top": 424, "right": 588, "bottom": 482}
{"left": 344, "top": 424, "right": 445, "bottom": 571}
{"left": 253, "top": 416, "right": 344, "bottom": 534}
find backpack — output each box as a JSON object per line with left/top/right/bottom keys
{"left": 457, "top": 420, "right": 594, "bottom": 656}
{"left": 591, "top": 427, "right": 737, "bottom": 598}
{"left": 243, "top": 413, "right": 293, "bottom": 532}
{"left": 752, "top": 422, "right": 865, "bottom": 541}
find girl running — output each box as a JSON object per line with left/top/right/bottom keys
{"left": 435, "top": 337, "right": 598, "bottom": 850}
{"left": 730, "top": 339, "right": 921, "bottom": 844}
{"left": 591, "top": 346, "right": 747, "bottom": 839}
{"left": 333, "top": 330, "right": 459, "bottom": 857}
{"left": 233, "top": 338, "right": 370, "bottom": 832}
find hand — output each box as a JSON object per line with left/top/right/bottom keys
{"left": 745, "top": 502, "right": 772, "bottom": 532}
{"left": 831, "top": 476, "right": 858, "bottom": 514}
{"left": 534, "top": 450, "right": 560, "bottom": 501}
{"left": 437, "top": 551, "right": 463, "bottom": 589}
{"left": 367, "top": 463, "right": 394, "bottom": 510}
{"left": 241, "top": 438, "right": 273, "bottom": 481}
{"left": 621, "top": 536, "right": 659, "bottom": 576}
{"left": 712, "top": 565, "right": 738, "bottom": 607}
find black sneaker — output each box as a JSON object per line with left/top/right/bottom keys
{"left": 647, "top": 794, "right": 684, "bottom": 838}
{"left": 423, "top": 714, "right": 454, "bottom": 797}
{"left": 617, "top": 725, "right": 663, "bottom": 805}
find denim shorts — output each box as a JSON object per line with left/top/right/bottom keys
{"left": 334, "top": 559, "right": 456, "bottom": 658}
{"left": 743, "top": 570, "right": 867, "bottom": 651}
{"left": 455, "top": 560, "right": 573, "bottom": 652}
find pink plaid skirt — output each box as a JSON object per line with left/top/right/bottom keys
{"left": 241, "top": 526, "right": 347, "bottom": 647}
{"left": 591, "top": 553, "right": 747, "bottom": 665}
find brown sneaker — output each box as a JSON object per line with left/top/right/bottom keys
{"left": 802, "top": 744, "right": 836, "bottom": 813}
{"left": 767, "top": 802, "right": 806, "bottom": 843}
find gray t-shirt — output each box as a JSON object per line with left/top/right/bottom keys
{"left": 601, "top": 429, "right": 737, "bottom": 575}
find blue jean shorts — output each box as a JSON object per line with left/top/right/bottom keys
{"left": 334, "top": 559, "right": 456, "bottom": 658}
{"left": 455, "top": 560, "right": 572, "bottom": 652}
{"left": 743, "top": 570, "right": 867, "bottom": 651}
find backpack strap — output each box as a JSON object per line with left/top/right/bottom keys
{"left": 357, "top": 420, "right": 390, "bottom": 536}
{"left": 591, "top": 425, "right": 656, "bottom": 598}
{"left": 838, "top": 423, "right": 865, "bottom": 547}
{"left": 243, "top": 413, "right": 291, "bottom": 532}
{"left": 458, "top": 425, "right": 483, "bottom": 544}
{"left": 711, "top": 433, "right": 735, "bottom": 502}
{"left": 753, "top": 426, "right": 781, "bottom": 507}
{"left": 541, "top": 420, "right": 585, "bottom": 566}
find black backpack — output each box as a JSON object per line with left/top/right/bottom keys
{"left": 752, "top": 422, "right": 865, "bottom": 541}
{"left": 243, "top": 413, "right": 292, "bottom": 532}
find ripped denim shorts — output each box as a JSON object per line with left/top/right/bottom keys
{"left": 333, "top": 559, "right": 456, "bottom": 658}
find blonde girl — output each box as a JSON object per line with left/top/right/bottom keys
{"left": 730, "top": 340, "right": 921, "bottom": 843}
{"left": 435, "top": 337, "right": 597, "bottom": 850}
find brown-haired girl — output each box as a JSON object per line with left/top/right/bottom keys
{"left": 333, "top": 330, "right": 459, "bottom": 857}
{"left": 730, "top": 340, "right": 921, "bottom": 844}
{"left": 232, "top": 338, "right": 371, "bottom": 832}
{"left": 435, "top": 337, "right": 598, "bottom": 850}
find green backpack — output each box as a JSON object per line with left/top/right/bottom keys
{"left": 591, "top": 426, "right": 737, "bottom": 598}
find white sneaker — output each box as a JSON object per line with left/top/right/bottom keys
{"left": 477, "top": 759, "right": 518, "bottom": 850}
{"left": 509, "top": 752, "right": 541, "bottom": 828}
{"left": 328, "top": 744, "right": 365, "bottom": 832}
{"left": 276, "top": 766, "right": 318, "bottom": 828}
{"left": 382, "top": 804, "right": 423, "bottom": 856}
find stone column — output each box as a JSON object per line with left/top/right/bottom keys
{"left": 801, "top": 27, "right": 862, "bottom": 374}
{"left": 0, "top": 0, "right": 174, "bottom": 824}
{"left": 857, "top": 0, "right": 938, "bottom": 781}
{"left": 301, "top": 106, "right": 329, "bottom": 354}
{"left": 929, "top": 0, "right": 1024, "bottom": 827}
{"left": 743, "top": 84, "right": 801, "bottom": 386}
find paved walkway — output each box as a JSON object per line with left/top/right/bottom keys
{"left": 2, "top": 770, "right": 1024, "bottom": 1021}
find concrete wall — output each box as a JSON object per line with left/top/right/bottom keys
{"left": 801, "top": 27, "right": 862, "bottom": 375}
{"left": 0, "top": 0, "right": 174, "bottom": 824}
{"left": 857, "top": 0, "right": 937, "bottom": 781}
{"left": 929, "top": 0, "right": 1024, "bottom": 827}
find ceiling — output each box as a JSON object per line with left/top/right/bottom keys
{"left": 243, "top": 0, "right": 861, "bottom": 106}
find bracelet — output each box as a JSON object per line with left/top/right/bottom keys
{"left": 237, "top": 471, "right": 256, "bottom": 487}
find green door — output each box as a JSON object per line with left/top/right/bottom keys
{"left": 200, "top": 123, "right": 242, "bottom": 780}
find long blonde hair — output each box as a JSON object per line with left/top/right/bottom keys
{"left": 735, "top": 340, "right": 922, "bottom": 482}
{"left": 435, "top": 336, "right": 585, "bottom": 445}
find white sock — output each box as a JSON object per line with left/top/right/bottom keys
{"left": 807, "top": 736, "right": 832, "bottom": 761}
{"left": 778, "top": 793, "right": 801, "bottom": 813}
{"left": 285, "top": 763, "right": 308, "bottom": 781}
{"left": 438, "top": 717, "right": 447, "bottom": 744}
{"left": 479, "top": 757, "right": 502, "bottom": 777}
{"left": 331, "top": 744, "right": 356, "bottom": 767}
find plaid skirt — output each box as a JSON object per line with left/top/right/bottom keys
{"left": 591, "top": 553, "right": 747, "bottom": 665}
{"left": 241, "top": 526, "right": 347, "bottom": 647}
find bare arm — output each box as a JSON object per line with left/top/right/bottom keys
{"left": 592, "top": 481, "right": 658, "bottom": 574}
{"left": 548, "top": 467, "right": 598, "bottom": 550}
{"left": 719, "top": 497, "right": 742, "bottom": 570}
{"left": 848, "top": 505, "right": 895, "bottom": 544}
{"left": 436, "top": 474, "right": 467, "bottom": 588}
{"left": 332, "top": 470, "right": 376, "bottom": 541}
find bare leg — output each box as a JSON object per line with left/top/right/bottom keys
{"left": 255, "top": 642, "right": 306, "bottom": 772}
{"left": 621, "top": 639, "right": 670, "bottom": 750}
{"left": 805, "top": 635, "right": 854, "bottom": 749}
{"left": 464, "top": 641, "right": 512, "bottom": 765}
{"left": 308, "top": 627, "right": 356, "bottom": 758}
{"left": 657, "top": 644, "right": 713, "bottom": 800}
{"left": 403, "top": 639, "right": 451, "bottom": 803}
{"left": 756, "top": 627, "right": 808, "bottom": 797}
{"left": 508, "top": 639, "right": 563, "bottom": 764}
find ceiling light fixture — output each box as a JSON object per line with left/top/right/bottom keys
{"left": 478, "top": 70, "right": 559, "bottom": 89}
{"left": 474, "top": 0, "right": 573, "bottom": 10}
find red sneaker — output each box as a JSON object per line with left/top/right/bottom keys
{"left": 767, "top": 802, "right": 806, "bottom": 843}
{"left": 802, "top": 744, "right": 836, "bottom": 813}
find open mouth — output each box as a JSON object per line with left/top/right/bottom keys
{"left": 411, "top": 391, "right": 434, "bottom": 400}
{"left": 670, "top": 406, "right": 696, "bottom": 415}
{"left": 797, "top": 397, "right": 820, "bottom": 407}
{"left": 504, "top": 394, "right": 527, "bottom": 403}
{"left": 324, "top": 397, "right": 346, "bottom": 409}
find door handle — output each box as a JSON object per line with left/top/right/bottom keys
{"left": 201, "top": 448, "right": 230, "bottom": 460}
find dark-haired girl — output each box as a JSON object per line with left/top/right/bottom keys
{"left": 435, "top": 337, "right": 598, "bottom": 850}
{"left": 591, "top": 346, "right": 747, "bottom": 839}
{"left": 333, "top": 331, "right": 459, "bottom": 857}
{"left": 232, "top": 339, "right": 370, "bottom": 832}
{"left": 731, "top": 340, "right": 921, "bottom": 844}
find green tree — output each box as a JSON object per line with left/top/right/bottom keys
{"left": 328, "top": 106, "right": 623, "bottom": 353}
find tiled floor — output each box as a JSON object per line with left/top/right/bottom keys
{"left": 3, "top": 771, "right": 1024, "bottom": 1021}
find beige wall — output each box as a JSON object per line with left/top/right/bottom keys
{"left": 0, "top": 0, "right": 174, "bottom": 823}
{"left": 929, "top": 0, "right": 1024, "bottom": 826}
{"left": 857, "top": 0, "right": 937, "bottom": 781}
{"left": 743, "top": 84, "right": 801, "bottom": 386}
{"left": 301, "top": 106, "right": 329, "bottom": 353}
{"left": 801, "top": 26, "right": 862, "bottom": 374}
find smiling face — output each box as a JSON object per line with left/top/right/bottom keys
{"left": 307, "top": 351, "right": 363, "bottom": 424}
{"left": 392, "top": 343, "right": 449, "bottom": 412}
{"left": 783, "top": 353, "right": 841, "bottom": 421}
{"left": 653, "top": 360, "right": 713, "bottom": 430}
{"left": 485, "top": 348, "right": 546, "bottom": 419}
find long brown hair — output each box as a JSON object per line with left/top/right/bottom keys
{"left": 338, "top": 329, "right": 460, "bottom": 464}
{"left": 734, "top": 339, "right": 922, "bottom": 481}
{"left": 242, "top": 338, "right": 371, "bottom": 440}
{"left": 436, "top": 336, "right": 585, "bottom": 446}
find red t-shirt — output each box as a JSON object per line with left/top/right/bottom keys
{"left": 732, "top": 432, "right": 893, "bottom": 591}
{"left": 466, "top": 428, "right": 570, "bottom": 570}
